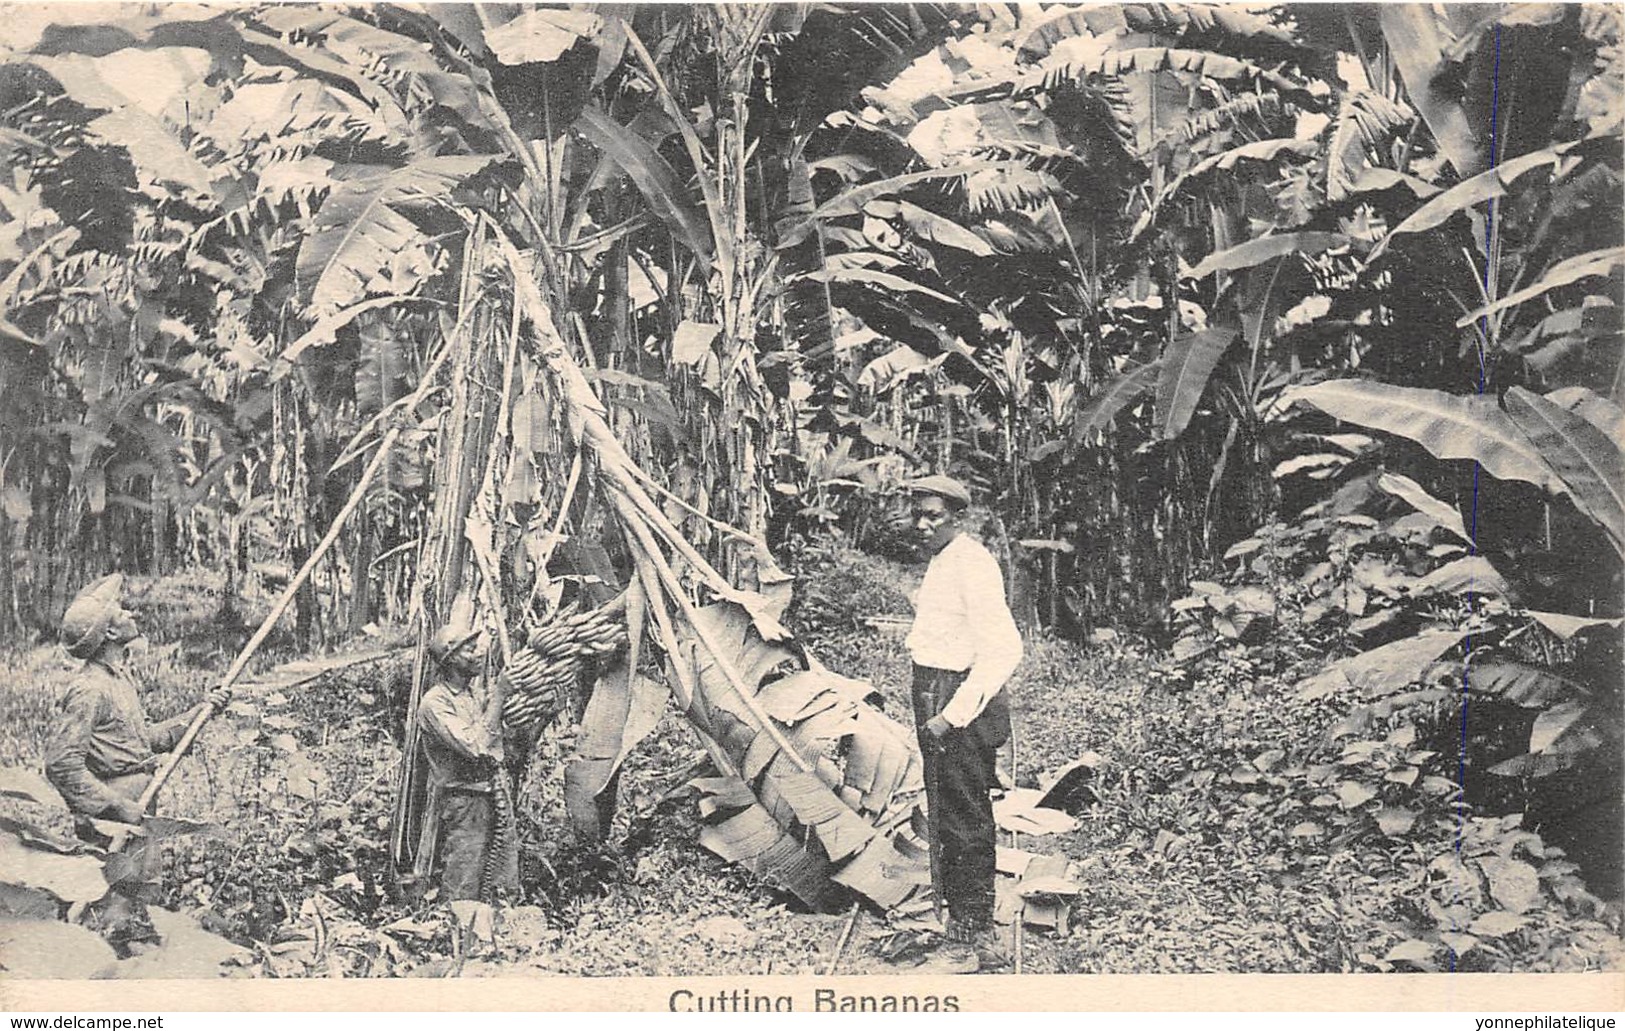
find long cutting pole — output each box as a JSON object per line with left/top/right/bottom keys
{"left": 132, "top": 420, "right": 408, "bottom": 818}
{"left": 127, "top": 332, "right": 457, "bottom": 829}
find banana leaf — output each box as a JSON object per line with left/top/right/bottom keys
{"left": 679, "top": 598, "right": 928, "bottom": 910}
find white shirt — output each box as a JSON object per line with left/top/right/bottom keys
{"left": 905, "top": 532, "right": 1023, "bottom": 727}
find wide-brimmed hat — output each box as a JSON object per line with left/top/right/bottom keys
{"left": 62, "top": 573, "right": 125, "bottom": 660}
{"left": 906, "top": 474, "right": 972, "bottom": 510}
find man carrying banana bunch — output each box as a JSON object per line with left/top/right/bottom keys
{"left": 413, "top": 615, "right": 520, "bottom": 935}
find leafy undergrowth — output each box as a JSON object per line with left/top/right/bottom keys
{"left": 2, "top": 549, "right": 1620, "bottom": 977}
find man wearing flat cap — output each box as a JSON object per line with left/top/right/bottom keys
{"left": 46, "top": 574, "right": 228, "bottom": 832}
{"left": 413, "top": 615, "right": 519, "bottom": 922}
{"left": 905, "top": 474, "right": 1022, "bottom": 971}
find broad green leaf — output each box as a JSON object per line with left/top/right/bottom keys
{"left": 893, "top": 201, "right": 994, "bottom": 257}
{"left": 1467, "top": 662, "right": 1588, "bottom": 707}
{"left": 670, "top": 321, "right": 722, "bottom": 367}
{"left": 1529, "top": 700, "right": 1596, "bottom": 755}
{"left": 1018, "top": 875, "right": 1085, "bottom": 900}
{"left": 1036, "top": 47, "right": 1311, "bottom": 101}
{"left": 27, "top": 53, "right": 221, "bottom": 203}
{"left": 1547, "top": 387, "right": 1625, "bottom": 443}
{"left": 1375, "top": 144, "right": 1572, "bottom": 253}
{"left": 779, "top": 161, "right": 1014, "bottom": 247}
{"left": 1136, "top": 139, "right": 1320, "bottom": 238}
{"left": 1017, "top": 4, "right": 1299, "bottom": 60}
{"left": 1526, "top": 611, "right": 1623, "bottom": 639}
{"left": 1328, "top": 91, "right": 1416, "bottom": 200}
{"left": 680, "top": 598, "right": 926, "bottom": 909}
{"left": 1274, "top": 453, "right": 1348, "bottom": 479}
{"left": 1413, "top": 556, "right": 1517, "bottom": 602}
{"left": 255, "top": 10, "right": 487, "bottom": 128}
{"left": 1336, "top": 780, "right": 1377, "bottom": 809}
{"left": 1072, "top": 361, "right": 1162, "bottom": 439}
{"left": 1384, "top": 938, "right": 1436, "bottom": 964}
{"left": 800, "top": 267, "right": 961, "bottom": 308}
{"left": 0, "top": 767, "right": 67, "bottom": 811}
{"left": 0, "top": 882, "right": 57, "bottom": 919}
{"left": 1504, "top": 386, "right": 1625, "bottom": 557}
{"left": 1156, "top": 328, "right": 1239, "bottom": 440}
{"left": 858, "top": 345, "right": 934, "bottom": 392}
{"left": 236, "top": 27, "right": 409, "bottom": 129}
{"left": 275, "top": 295, "right": 419, "bottom": 373}
{"left": 417, "top": 4, "right": 490, "bottom": 59}
{"left": 1377, "top": 5, "right": 1483, "bottom": 178}
{"left": 1456, "top": 247, "right": 1625, "bottom": 326}
{"left": 1297, "top": 628, "right": 1467, "bottom": 700}
{"left": 993, "top": 791, "right": 1080, "bottom": 835}
{"left": 1469, "top": 910, "right": 1527, "bottom": 937}
{"left": 296, "top": 157, "right": 496, "bottom": 316}
{"left": 577, "top": 105, "right": 714, "bottom": 262}
{"left": 1376, "top": 472, "right": 1472, "bottom": 544}
{"left": 112, "top": 908, "right": 250, "bottom": 978}
{"left": 1373, "top": 806, "right": 1417, "bottom": 836}
{"left": 1284, "top": 381, "right": 1563, "bottom": 497}
{"left": 1184, "top": 232, "right": 1348, "bottom": 281}
{"left": 566, "top": 627, "right": 667, "bottom": 841}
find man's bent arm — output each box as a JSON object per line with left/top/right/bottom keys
{"left": 939, "top": 550, "right": 1023, "bottom": 728}
{"left": 418, "top": 690, "right": 494, "bottom": 763}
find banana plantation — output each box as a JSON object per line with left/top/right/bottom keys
{"left": 0, "top": 1, "right": 1621, "bottom": 982}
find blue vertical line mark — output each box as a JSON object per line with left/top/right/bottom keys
{"left": 1454, "top": 23, "right": 1502, "bottom": 976}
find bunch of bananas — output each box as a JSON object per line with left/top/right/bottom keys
{"left": 500, "top": 598, "right": 626, "bottom": 730}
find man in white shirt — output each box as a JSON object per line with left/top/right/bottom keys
{"left": 905, "top": 475, "right": 1022, "bottom": 969}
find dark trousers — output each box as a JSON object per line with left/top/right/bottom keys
{"left": 911, "top": 664, "right": 1010, "bottom": 933}
{"left": 438, "top": 789, "right": 518, "bottom": 902}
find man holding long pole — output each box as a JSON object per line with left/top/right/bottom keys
{"left": 904, "top": 475, "right": 1023, "bottom": 973}
{"left": 45, "top": 574, "right": 231, "bottom": 946}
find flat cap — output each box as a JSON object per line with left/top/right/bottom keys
{"left": 428, "top": 619, "right": 481, "bottom": 666}
{"left": 906, "top": 474, "right": 972, "bottom": 509}
{"left": 62, "top": 573, "right": 124, "bottom": 660}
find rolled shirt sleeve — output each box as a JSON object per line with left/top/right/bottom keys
{"left": 938, "top": 542, "right": 1024, "bottom": 728}
{"left": 149, "top": 711, "right": 195, "bottom": 753}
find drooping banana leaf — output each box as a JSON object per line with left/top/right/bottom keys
{"left": 563, "top": 579, "right": 661, "bottom": 839}
{"left": 296, "top": 156, "right": 498, "bottom": 316}
{"left": 677, "top": 599, "right": 927, "bottom": 910}
{"left": 25, "top": 52, "right": 222, "bottom": 205}
{"left": 1284, "top": 381, "right": 1563, "bottom": 497}
{"left": 576, "top": 104, "right": 716, "bottom": 262}
{"left": 1296, "top": 627, "right": 1469, "bottom": 701}
{"left": 1156, "top": 328, "right": 1239, "bottom": 440}
{"left": 1468, "top": 661, "right": 1590, "bottom": 708}
{"left": 1504, "top": 386, "right": 1625, "bottom": 557}
{"left": 1072, "top": 359, "right": 1162, "bottom": 440}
